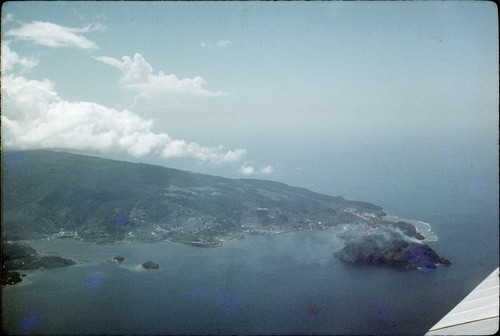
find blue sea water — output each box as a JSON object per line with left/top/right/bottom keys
{"left": 1, "top": 201, "right": 497, "bottom": 335}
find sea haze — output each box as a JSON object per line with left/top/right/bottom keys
{"left": 0, "top": 231, "right": 471, "bottom": 334}
{"left": 1, "top": 169, "right": 497, "bottom": 335}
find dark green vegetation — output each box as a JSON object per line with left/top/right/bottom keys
{"left": 2, "top": 150, "right": 392, "bottom": 244}
{"left": 2, "top": 270, "right": 23, "bottom": 286}
{"left": 2, "top": 150, "right": 448, "bottom": 269}
{"left": 2, "top": 241, "right": 75, "bottom": 286}
{"left": 142, "top": 261, "right": 159, "bottom": 269}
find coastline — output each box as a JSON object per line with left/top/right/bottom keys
{"left": 382, "top": 214, "right": 438, "bottom": 242}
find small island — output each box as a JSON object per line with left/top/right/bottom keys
{"left": 142, "top": 261, "right": 159, "bottom": 270}
{"left": 108, "top": 256, "right": 125, "bottom": 263}
{"left": 335, "top": 227, "right": 451, "bottom": 269}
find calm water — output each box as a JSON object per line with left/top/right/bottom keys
{"left": 2, "top": 204, "right": 497, "bottom": 335}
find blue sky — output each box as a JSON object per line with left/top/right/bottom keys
{"left": 1, "top": 1, "right": 498, "bottom": 206}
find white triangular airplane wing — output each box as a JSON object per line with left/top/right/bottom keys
{"left": 426, "top": 267, "right": 499, "bottom": 335}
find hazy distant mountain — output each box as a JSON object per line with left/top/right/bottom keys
{"left": 2, "top": 150, "right": 409, "bottom": 246}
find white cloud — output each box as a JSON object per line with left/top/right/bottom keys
{"left": 92, "top": 55, "right": 124, "bottom": 70}
{"left": 239, "top": 164, "right": 256, "bottom": 176}
{"left": 161, "top": 142, "right": 247, "bottom": 163}
{"left": 1, "top": 73, "right": 246, "bottom": 164}
{"left": 201, "top": 40, "right": 232, "bottom": 49}
{"left": 260, "top": 165, "right": 275, "bottom": 175}
{"left": 239, "top": 163, "right": 274, "bottom": 176}
{"left": 6, "top": 21, "right": 100, "bottom": 49}
{"left": 1, "top": 42, "right": 39, "bottom": 73}
{"left": 94, "top": 53, "right": 227, "bottom": 98}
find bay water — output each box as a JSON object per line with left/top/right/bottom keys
{"left": 2, "top": 202, "right": 497, "bottom": 335}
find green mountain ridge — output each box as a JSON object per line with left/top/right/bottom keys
{"left": 2, "top": 150, "right": 419, "bottom": 246}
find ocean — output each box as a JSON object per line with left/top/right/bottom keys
{"left": 2, "top": 202, "right": 497, "bottom": 335}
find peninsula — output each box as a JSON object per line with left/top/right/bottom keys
{"left": 2, "top": 150, "right": 449, "bottom": 270}
{"left": 2, "top": 241, "right": 75, "bottom": 286}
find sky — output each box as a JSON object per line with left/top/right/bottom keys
{"left": 1, "top": 1, "right": 498, "bottom": 211}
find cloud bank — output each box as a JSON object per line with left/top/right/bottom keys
{"left": 6, "top": 21, "right": 101, "bottom": 49}
{"left": 1, "top": 73, "right": 246, "bottom": 163}
{"left": 94, "top": 53, "right": 227, "bottom": 98}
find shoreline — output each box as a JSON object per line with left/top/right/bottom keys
{"left": 382, "top": 214, "right": 438, "bottom": 242}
